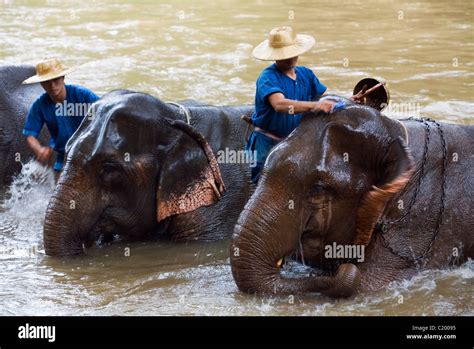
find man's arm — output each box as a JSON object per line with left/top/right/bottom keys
{"left": 268, "top": 93, "right": 335, "bottom": 114}
{"left": 26, "top": 135, "right": 53, "bottom": 166}
{"left": 322, "top": 86, "right": 366, "bottom": 103}
{"left": 320, "top": 88, "right": 365, "bottom": 104}
{"left": 23, "top": 100, "right": 54, "bottom": 166}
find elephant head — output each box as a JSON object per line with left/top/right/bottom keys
{"left": 231, "top": 99, "right": 414, "bottom": 298}
{"left": 43, "top": 90, "right": 224, "bottom": 256}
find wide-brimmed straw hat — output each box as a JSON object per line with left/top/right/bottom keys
{"left": 252, "top": 27, "right": 315, "bottom": 61}
{"left": 22, "top": 58, "right": 75, "bottom": 84}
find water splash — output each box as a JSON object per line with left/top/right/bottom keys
{"left": 3, "top": 160, "right": 54, "bottom": 211}
{"left": 0, "top": 160, "right": 55, "bottom": 252}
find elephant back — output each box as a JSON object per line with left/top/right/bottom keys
{"left": 0, "top": 65, "right": 49, "bottom": 185}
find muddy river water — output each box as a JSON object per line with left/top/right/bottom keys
{"left": 0, "top": 0, "right": 472, "bottom": 315}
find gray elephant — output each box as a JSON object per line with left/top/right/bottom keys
{"left": 43, "top": 90, "right": 254, "bottom": 256}
{"left": 231, "top": 96, "right": 473, "bottom": 298}
{"left": 0, "top": 65, "right": 49, "bottom": 186}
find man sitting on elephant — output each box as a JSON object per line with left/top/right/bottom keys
{"left": 248, "top": 27, "right": 365, "bottom": 183}
{"left": 22, "top": 58, "right": 99, "bottom": 174}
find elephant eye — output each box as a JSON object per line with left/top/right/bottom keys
{"left": 100, "top": 163, "right": 124, "bottom": 185}
{"left": 311, "top": 185, "right": 325, "bottom": 195}
{"left": 308, "top": 184, "right": 332, "bottom": 205}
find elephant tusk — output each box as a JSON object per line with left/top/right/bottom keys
{"left": 276, "top": 258, "right": 284, "bottom": 268}
{"left": 208, "top": 179, "right": 222, "bottom": 199}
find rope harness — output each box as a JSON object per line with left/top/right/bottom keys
{"left": 375, "top": 117, "right": 448, "bottom": 265}
{"left": 167, "top": 102, "right": 192, "bottom": 125}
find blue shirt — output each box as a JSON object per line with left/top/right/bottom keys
{"left": 23, "top": 84, "right": 99, "bottom": 170}
{"left": 251, "top": 64, "right": 327, "bottom": 137}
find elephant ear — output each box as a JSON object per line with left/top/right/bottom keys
{"left": 354, "top": 136, "right": 415, "bottom": 245}
{"left": 155, "top": 120, "right": 226, "bottom": 222}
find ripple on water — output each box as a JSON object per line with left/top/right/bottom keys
{"left": 421, "top": 101, "right": 474, "bottom": 124}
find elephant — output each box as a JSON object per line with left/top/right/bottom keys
{"left": 43, "top": 90, "right": 254, "bottom": 256}
{"left": 231, "top": 96, "right": 473, "bottom": 298}
{"left": 0, "top": 65, "right": 49, "bottom": 186}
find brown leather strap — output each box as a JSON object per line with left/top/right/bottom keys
{"left": 254, "top": 127, "right": 284, "bottom": 142}
{"left": 240, "top": 114, "right": 284, "bottom": 142}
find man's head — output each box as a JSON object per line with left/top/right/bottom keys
{"left": 40, "top": 76, "right": 66, "bottom": 102}
{"left": 252, "top": 27, "right": 314, "bottom": 62}
{"left": 22, "top": 58, "right": 73, "bottom": 102}
{"left": 275, "top": 56, "right": 298, "bottom": 71}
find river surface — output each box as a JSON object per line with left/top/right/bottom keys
{"left": 0, "top": 0, "right": 473, "bottom": 315}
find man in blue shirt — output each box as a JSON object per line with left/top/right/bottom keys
{"left": 22, "top": 58, "right": 99, "bottom": 173}
{"left": 248, "top": 27, "right": 364, "bottom": 183}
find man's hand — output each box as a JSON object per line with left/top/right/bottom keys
{"left": 269, "top": 93, "right": 336, "bottom": 114}
{"left": 26, "top": 136, "right": 54, "bottom": 167}
{"left": 312, "top": 100, "right": 336, "bottom": 113}
{"left": 36, "top": 146, "right": 54, "bottom": 166}
{"left": 350, "top": 84, "right": 367, "bottom": 104}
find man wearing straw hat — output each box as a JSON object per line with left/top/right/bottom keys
{"left": 247, "top": 27, "right": 364, "bottom": 183}
{"left": 22, "top": 58, "right": 99, "bottom": 174}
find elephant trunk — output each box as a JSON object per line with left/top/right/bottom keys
{"left": 43, "top": 170, "right": 100, "bottom": 256}
{"left": 230, "top": 184, "right": 361, "bottom": 298}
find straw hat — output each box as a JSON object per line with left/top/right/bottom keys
{"left": 22, "top": 58, "right": 75, "bottom": 84}
{"left": 252, "top": 27, "right": 315, "bottom": 61}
